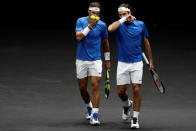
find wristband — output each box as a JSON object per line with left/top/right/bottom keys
{"left": 104, "top": 52, "right": 110, "bottom": 60}
{"left": 81, "top": 26, "right": 90, "bottom": 36}
{"left": 118, "top": 17, "right": 127, "bottom": 24}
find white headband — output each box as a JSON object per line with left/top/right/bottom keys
{"left": 89, "top": 7, "right": 100, "bottom": 12}
{"left": 118, "top": 7, "right": 130, "bottom": 12}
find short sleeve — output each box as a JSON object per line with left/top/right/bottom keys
{"left": 142, "top": 23, "right": 149, "bottom": 38}
{"left": 101, "top": 24, "right": 108, "bottom": 39}
{"left": 75, "top": 18, "right": 84, "bottom": 32}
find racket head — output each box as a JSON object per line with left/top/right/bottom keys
{"left": 150, "top": 69, "right": 165, "bottom": 94}
{"left": 105, "top": 69, "right": 110, "bottom": 99}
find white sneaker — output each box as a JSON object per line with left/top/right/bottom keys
{"left": 131, "top": 117, "right": 140, "bottom": 129}
{"left": 85, "top": 106, "right": 92, "bottom": 120}
{"left": 122, "top": 99, "right": 133, "bottom": 121}
{"left": 90, "top": 113, "right": 100, "bottom": 125}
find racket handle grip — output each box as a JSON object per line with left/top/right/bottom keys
{"left": 142, "top": 52, "right": 149, "bottom": 65}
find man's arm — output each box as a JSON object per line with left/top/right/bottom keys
{"left": 76, "top": 32, "right": 85, "bottom": 41}
{"left": 108, "top": 21, "right": 121, "bottom": 33}
{"left": 108, "top": 15, "right": 136, "bottom": 32}
{"left": 143, "top": 38, "right": 154, "bottom": 70}
{"left": 76, "top": 19, "right": 98, "bottom": 41}
{"left": 102, "top": 38, "right": 111, "bottom": 69}
{"left": 76, "top": 24, "right": 93, "bottom": 41}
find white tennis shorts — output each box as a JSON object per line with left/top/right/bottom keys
{"left": 117, "top": 61, "right": 143, "bottom": 85}
{"left": 76, "top": 59, "right": 102, "bottom": 79}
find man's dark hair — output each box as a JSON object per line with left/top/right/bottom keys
{"left": 118, "top": 3, "right": 131, "bottom": 10}
{"left": 89, "top": 1, "right": 101, "bottom": 9}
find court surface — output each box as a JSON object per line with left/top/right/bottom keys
{"left": 0, "top": 27, "right": 196, "bottom": 131}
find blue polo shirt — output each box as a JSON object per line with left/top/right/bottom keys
{"left": 116, "top": 20, "right": 149, "bottom": 63}
{"left": 75, "top": 16, "right": 108, "bottom": 61}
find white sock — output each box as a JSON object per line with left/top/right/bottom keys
{"left": 86, "top": 101, "right": 92, "bottom": 108}
{"left": 92, "top": 108, "right": 99, "bottom": 114}
{"left": 133, "top": 111, "right": 139, "bottom": 119}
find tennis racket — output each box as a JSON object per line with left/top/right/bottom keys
{"left": 105, "top": 69, "right": 110, "bottom": 99}
{"left": 142, "top": 52, "right": 165, "bottom": 94}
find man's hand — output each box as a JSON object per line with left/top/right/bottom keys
{"left": 88, "top": 18, "right": 99, "bottom": 29}
{"left": 104, "top": 60, "right": 111, "bottom": 70}
{"left": 149, "top": 61, "right": 154, "bottom": 70}
{"left": 126, "top": 15, "right": 136, "bottom": 22}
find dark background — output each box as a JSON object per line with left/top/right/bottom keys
{"left": 2, "top": 0, "right": 196, "bottom": 29}
{"left": 1, "top": 0, "right": 196, "bottom": 131}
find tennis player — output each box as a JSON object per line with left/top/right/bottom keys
{"left": 108, "top": 3, "right": 154, "bottom": 128}
{"left": 75, "top": 1, "right": 110, "bottom": 125}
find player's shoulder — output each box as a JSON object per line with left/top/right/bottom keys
{"left": 98, "top": 20, "right": 107, "bottom": 27}
{"left": 77, "top": 16, "right": 88, "bottom": 22}
{"left": 133, "top": 20, "right": 145, "bottom": 26}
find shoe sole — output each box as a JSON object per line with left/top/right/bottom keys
{"left": 90, "top": 123, "right": 100, "bottom": 126}
{"left": 90, "top": 122, "right": 100, "bottom": 126}
{"left": 90, "top": 120, "right": 100, "bottom": 126}
{"left": 131, "top": 126, "right": 139, "bottom": 129}
{"left": 131, "top": 125, "right": 139, "bottom": 129}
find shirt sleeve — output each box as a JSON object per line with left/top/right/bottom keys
{"left": 142, "top": 23, "right": 149, "bottom": 38}
{"left": 75, "top": 18, "right": 84, "bottom": 32}
{"left": 101, "top": 23, "right": 108, "bottom": 39}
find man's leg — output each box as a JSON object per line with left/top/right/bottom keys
{"left": 132, "top": 84, "right": 141, "bottom": 112}
{"left": 89, "top": 76, "right": 101, "bottom": 125}
{"left": 131, "top": 83, "right": 141, "bottom": 129}
{"left": 78, "top": 77, "right": 93, "bottom": 120}
{"left": 116, "top": 61, "right": 133, "bottom": 121}
{"left": 76, "top": 59, "right": 90, "bottom": 104}
{"left": 129, "top": 61, "right": 143, "bottom": 128}
{"left": 78, "top": 77, "right": 90, "bottom": 104}
{"left": 117, "top": 85, "right": 128, "bottom": 101}
{"left": 117, "top": 85, "right": 133, "bottom": 121}
{"left": 90, "top": 76, "right": 101, "bottom": 107}
{"left": 116, "top": 61, "right": 131, "bottom": 104}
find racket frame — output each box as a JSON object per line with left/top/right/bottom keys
{"left": 142, "top": 52, "right": 165, "bottom": 94}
